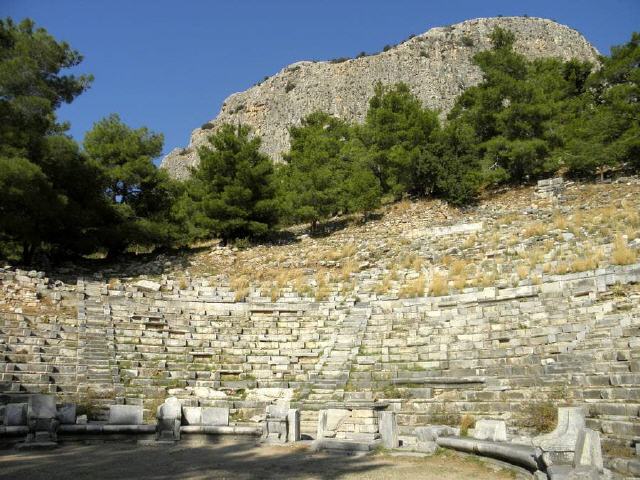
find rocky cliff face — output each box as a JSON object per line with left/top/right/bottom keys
{"left": 161, "top": 16, "right": 599, "bottom": 179}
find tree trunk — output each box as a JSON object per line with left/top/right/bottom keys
{"left": 22, "top": 242, "right": 35, "bottom": 265}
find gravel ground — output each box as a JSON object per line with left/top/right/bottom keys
{"left": 0, "top": 437, "right": 517, "bottom": 480}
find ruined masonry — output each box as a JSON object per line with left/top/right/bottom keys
{"left": 1, "top": 263, "right": 639, "bottom": 459}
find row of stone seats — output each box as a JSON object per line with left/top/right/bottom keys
{"left": 0, "top": 311, "right": 80, "bottom": 397}
{"left": 103, "top": 288, "right": 344, "bottom": 395}
{"left": 345, "top": 271, "right": 640, "bottom": 455}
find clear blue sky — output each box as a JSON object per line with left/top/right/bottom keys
{"left": 4, "top": 0, "right": 639, "bottom": 162}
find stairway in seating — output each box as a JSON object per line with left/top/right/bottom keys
{"left": 77, "top": 280, "right": 124, "bottom": 418}
{"left": 303, "top": 305, "right": 371, "bottom": 404}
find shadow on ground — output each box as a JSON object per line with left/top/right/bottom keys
{"left": 0, "top": 436, "right": 389, "bottom": 480}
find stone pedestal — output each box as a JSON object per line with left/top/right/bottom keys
{"left": 156, "top": 397, "right": 182, "bottom": 442}
{"left": 261, "top": 404, "right": 289, "bottom": 444}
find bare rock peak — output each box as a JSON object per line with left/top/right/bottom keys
{"left": 161, "top": 16, "right": 598, "bottom": 179}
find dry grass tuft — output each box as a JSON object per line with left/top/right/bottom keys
{"left": 374, "top": 275, "right": 393, "bottom": 296}
{"left": 399, "top": 274, "right": 426, "bottom": 298}
{"left": 428, "top": 273, "right": 449, "bottom": 296}
{"left": 450, "top": 259, "right": 468, "bottom": 277}
{"left": 231, "top": 275, "right": 251, "bottom": 301}
{"left": 612, "top": 235, "right": 637, "bottom": 265}
{"left": 524, "top": 222, "right": 548, "bottom": 238}
{"left": 460, "top": 415, "right": 476, "bottom": 437}
{"left": 553, "top": 214, "right": 568, "bottom": 230}
{"left": 400, "top": 254, "right": 424, "bottom": 271}
{"left": 516, "top": 264, "right": 529, "bottom": 280}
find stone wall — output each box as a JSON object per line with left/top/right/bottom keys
{"left": 1, "top": 264, "right": 639, "bottom": 456}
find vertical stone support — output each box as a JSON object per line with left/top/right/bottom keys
{"left": 379, "top": 411, "right": 398, "bottom": 449}
{"left": 287, "top": 409, "right": 300, "bottom": 442}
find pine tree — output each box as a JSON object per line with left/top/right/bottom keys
{"left": 0, "top": 18, "right": 104, "bottom": 263}
{"left": 189, "top": 124, "right": 279, "bottom": 242}
{"left": 83, "top": 114, "right": 177, "bottom": 254}
{"left": 360, "top": 82, "right": 440, "bottom": 198}
{"left": 279, "top": 112, "right": 352, "bottom": 229}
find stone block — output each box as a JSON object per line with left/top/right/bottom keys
{"left": 57, "top": 404, "right": 76, "bottom": 425}
{"left": 317, "top": 410, "right": 328, "bottom": 439}
{"left": 108, "top": 405, "right": 143, "bottom": 425}
{"left": 135, "top": 280, "right": 161, "bottom": 292}
{"left": 266, "top": 403, "right": 289, "bottom": 419}
{"left": 379, "top": 411, "right": 398, "bottom": 449}
{"left": 5, "top": 403, "right": 28, "bottom": 426}
{"left": 202, "top": 407, "right": 228, "bottom": 426}
{"left": 29, "top": 394, "right": 56, "bottom": 418}
{"left": 325, "top": 409, "right": 350, "bottom": 431}
{"left": 534, "top": 407, "right": 586, "bottom": 456}
{"left": 472, "top": 419, "right": 507, "bottom": 442}
{"left": 182, "top": 406, "right": 202, "bottom": 425}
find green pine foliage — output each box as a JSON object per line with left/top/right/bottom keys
{"left": 558, "top": 33, "right": 640, "bottom": 178}
{"left": 360, "top": 82, "right": 441, "bottom": 198}
{"left": 83, "top": 114, "right": 179, "bottom": 255}
{"left": 186, "top": 124, "right": 279, "bottom": 243}
{"left": 0, "top": 18, "right": 107, "bottom": 263}
{"left": 2, "top": 17, "right": 639, "bottom": 265}
{"left": 448, "top": 26, "right": 593, "bottom": 184}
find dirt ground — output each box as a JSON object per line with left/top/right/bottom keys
{"left": 0, "top": 436, "right": 518, "bottom": 480}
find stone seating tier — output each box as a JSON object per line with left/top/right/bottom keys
{"left": 1, "top": 265, "right": 639, "bottom": 459}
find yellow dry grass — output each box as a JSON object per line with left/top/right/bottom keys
{"left": 524, "top": 222, "right": 548, "bottom": 238}
{"left": 428, "top": 273, "right": 448, "bottom": 296}
{"left": 399, "top": 274, "right": 426, "bottom": 298}
{"left": 612, "top": 236, "right": 637, "bottom": 265}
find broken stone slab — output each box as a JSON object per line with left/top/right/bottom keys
{"left": 58, "top": 424, "right": 155, "bottom": 434}
{"left": 266, "top": 403, "right": 289, "bottom": 419}
{"left": 436, "top": 436, "right": 540, "bottom": 471}
{"left": 158, "top": 397, "right": 181, "bottom": 419}
{"left": 379, "top": 411, "right": 399, "bottom": 449}
{"left": 192, "top": 387, "right": 227, "bottom": 399}
{"left": 108, "top": 405, "right": 143, "bottom": 425}
{"left": 182, "top": 407, "right": 202, "bottom": 425}
{"left": 473, "top": 419, "right": 507, "bottom": 442}
{"left": 311, "top": 438, "right": 379, "bottom": 453}
{"left": 180, "top": 425, "right": 261, "bottom": 435}
{"left": 573, "top": 429, "right": 603, "bottom": 473}
{"left": 415, "top": 425, "right": 460, "bottom": 442}
{"left": 546, "top": 465, "right": 601, "bottom": 480}
{"left": 156, "top": 397, "right": 182, "bottom": 441}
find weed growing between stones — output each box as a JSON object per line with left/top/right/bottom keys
{"left": 460, "top": 414, "right": 476, "bottom": 436}
{"left": 517, "top": 401, "right": 557, "bottom": 434}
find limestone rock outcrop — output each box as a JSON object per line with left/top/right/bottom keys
{"left": 161, "top": 16, "right": 599, "bottom": 179}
